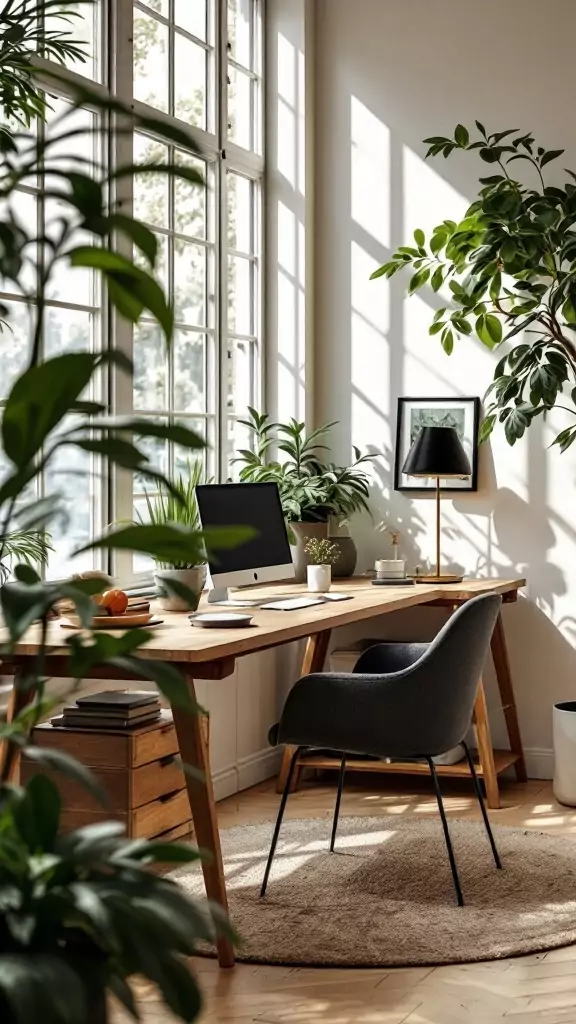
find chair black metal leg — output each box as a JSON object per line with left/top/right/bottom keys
{"left": 330, "top": 754, "right": 346, "bottom": 852}
{"left": 462, "top": 740, "right": 502, "bottom": 869}
{"left": 260, "top": 746, "right": 303, "bottom": 897}
{"left": 427, "top": 757, "right": 464, "bottom": 907}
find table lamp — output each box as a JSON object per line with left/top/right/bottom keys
{"left": 402, "top": 425, "right": 471, "bottom": 584}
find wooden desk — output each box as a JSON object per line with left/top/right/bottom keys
{"left": 0, "top": 576, "right": 525, "bottom": 968}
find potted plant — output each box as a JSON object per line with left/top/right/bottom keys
{"left": 138, "top": 460, "right": 209, "bottom": 611}
{"left": 304, "top": 537, "right": 340, "bottom": 593}
{"left": 370, "top": 122, "right": 576, "bottom": 451}
{"left": 234, "top": 408, "right": 377, "bottom": 579}
{"left": 0, "top": 3, "right": 246, "bottom": 1018}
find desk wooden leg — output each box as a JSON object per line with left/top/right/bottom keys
{"left": 491, "top": 611, "right": 527, "bottom": 783}
{"left": 276, "top": 629, "right": 332, "bottom": 795}
{"left": 0, "top": 670, "right": 35, "bottom": 783}
{"left": 172, "top": 678, "right": 235, "bottom": 970}
{"left": 473, "top": 679, "right": 500, "bottom": 810}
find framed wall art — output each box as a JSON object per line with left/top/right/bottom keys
{"left": 394, "top": 396, "right": 480, "bottom": 492}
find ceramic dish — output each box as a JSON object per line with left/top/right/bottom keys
{"left": 189, "top": 612, "right": 254, "bottom": 629}
{"left": 62, "top": 611, "right": 156, "bottom": 629}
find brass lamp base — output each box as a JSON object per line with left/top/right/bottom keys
{"left": 413, "top": 573, "right": 464, "bottom": 584}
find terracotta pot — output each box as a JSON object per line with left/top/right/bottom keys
{"left": 154, "top": 565, "right": 207, "bottom": 611}
{"left": 289, "top": 521, "right": 329, "bottom": 582}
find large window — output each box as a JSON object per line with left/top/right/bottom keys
{"left": 0, "top": 0, "right": 264, "bottom": 580}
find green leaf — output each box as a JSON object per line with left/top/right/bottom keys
{"left": 408, "top": 267, "right": 430, "bottom": 294}
{"left": 108, "top": 213, "right": 158, "bottom": 265}
{"left": 500, "top": 238, "right": 516, "bottom": 263}
{"left": 89, "top": 417, "right": 206, "bottom": 451}
{"left": 454, "top": 124, "right": 469, "bottom": 147}
{"left": 22, "top": 774, "right": 62, "bottom": 850}
{"left": 431, "top": 266, "right": 443, "bottom": 292}
{"left": 504, "top": 408, "right": 529, "bottom": 446}
{"left": 2, "top": 353, "right": 97, "bottom": 466}
{"left": 108, "top": 656, "right": 196, "bottom": 713}
{"left": 479, "top": 414, "right": 496, "bottom": 442}
{"left": 441, "top": 328, "right": 454, "bottom": 355}
{"left": 475, "top": 120, "right": 487, "bottom": 137}
{"left": 540, "top": 149, "right": 564, "bottom": 168}
{"left": 476, "top": 313, "right": 502, "bottom": 349}
{"left": 0, "top": 955, "right": 88, "bottom": 1024}
{"left": 489, "top": 271, "right": 502, "bottom": 303}
{"left": 563, "top": 295, "right": 576, "bottom": 322}
{"left": 413, "top": 228, "right": 425, "bottom": 246}
{"left": 428, "top": 321, "right": 444, "bottom": 335}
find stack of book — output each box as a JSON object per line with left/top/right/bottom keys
{"left": 53, "top": 691, "right": 161, "bottom": 730}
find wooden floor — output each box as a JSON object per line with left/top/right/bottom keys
{"left": 116, "top": 772, "right": 576, "bottom": 1024}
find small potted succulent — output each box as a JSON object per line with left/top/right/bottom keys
{"left": 304, "top": 537, "right": 340, "bottom": 593}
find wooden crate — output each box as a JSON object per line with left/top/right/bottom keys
{"left": 21, "top": 709, "right": 210, "bottom": 841}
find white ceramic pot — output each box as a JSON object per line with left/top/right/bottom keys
{"left": 307, "top": 564, "right": 331, "bottom": 593}
{"left": 553, "top": 701, "right": 576, "bottom": 806}
{"left": 154, "top": 565, "right": 207, "bottom": 611}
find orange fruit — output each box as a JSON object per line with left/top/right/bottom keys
{"left": 99, "top": 589, "right": 129, "bottom": 616}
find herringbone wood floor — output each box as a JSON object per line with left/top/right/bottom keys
{"left": 115, "top": 772, "right": 576, "bottom": 1024}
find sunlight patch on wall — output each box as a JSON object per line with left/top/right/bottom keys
{"left": 403, "top": 143, "right": 469, "bottom": 239}
{"left": 350, "top": 96, "right": 390, "bottom": 248}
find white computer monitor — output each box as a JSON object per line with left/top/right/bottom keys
{"left": 195, "top": 482, "right": 295, "bottom": 603}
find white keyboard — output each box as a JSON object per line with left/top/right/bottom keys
{"left": 261, "top": 596, "right": 327, "bottom": 611}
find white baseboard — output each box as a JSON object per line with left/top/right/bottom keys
{"left": 237, "top": 746, "right": 282, "bottom": 792}
{"left": 212, "top": 764, "right": 238, "bottom": 802}
{"left": 211, "top": 747, "right": 282, "bottom": 801}
{"left": 525, "top": 747, "right": 553, "bottom": 780}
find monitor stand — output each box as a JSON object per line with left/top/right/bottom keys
{"left": 207, "top": 586, "right": 296, "bottom": 608}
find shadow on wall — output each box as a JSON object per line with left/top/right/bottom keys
{"left": 312, "top": 0, "right": 576, "bottom": 760}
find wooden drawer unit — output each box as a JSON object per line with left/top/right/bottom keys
{"left": 21, "top": 709, "right": 209, "bottom": 841}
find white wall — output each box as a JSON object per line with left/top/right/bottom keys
{"left": 312, "top": 0, "right": 576, "bottom": 776}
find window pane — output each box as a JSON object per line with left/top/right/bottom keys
{"left": 228, "top": 172, "right": 252, "bottom": 253}
{"left": 134, "top": 9, "right": 169, "bottom": 112}
{"left": 133, "top": 136, "right": 169, "bottom": 228}
{"left": 134, "top": 322, "right": 167, "bottom": 410}
{"left": 7, "top": 190, "right": 37, "bottom": 295}
{"left": 47, "top": 1, "right": 100, "bottom": 81}
{"left": 174, "top": 241, "right": 206, "bottom": 326}
{"left": 174, "top": 422, "right": 209, "bottom": 478}
{"left": 225, "top": 416, "right": 252, "bottom": 480}
{"left": 173, "top": 331, "right": 206, "bottom": 414}
{"left": 45, "top": 441, "right": 96, "bottom": 578}
{"left": 44, "top": 308, "right": 95, "bottom": 358}
{"left": 175, "top": 155, "right": 206, "bottom": 238}
{"left": 134, "top": 429, "right": 168, "bottom": 491}
{"left": 228, "top": 63, "right": 252, "bottom": 150}
{"left": 175, "top": 0, "right": 207, "bottom": 41}
{"left": 228, "top": 0, "right": 252, "bottom": 69}
{"left": 227, "top": 338, "right": 252, "bottom": 414}
{"left": 0, "top": 301, "right": 32, "bottom": 399}
{"left": 174, "top": 34, "right": 206, "bottom": 128}
{"left": 138, "top": 0, "right": 169, "bottom": 15}
{"left": 228, "top": 255, "right": 251, "bottom": 334}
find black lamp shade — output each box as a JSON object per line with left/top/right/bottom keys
{"left": 402, "top": 426, "right": 471, "bottom": 479}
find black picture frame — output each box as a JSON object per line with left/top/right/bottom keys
{"left": 394, "top": 396, "right": 480, "bottom": 493}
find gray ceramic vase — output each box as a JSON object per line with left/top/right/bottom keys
{"left": 330, "top": 534, "right": 358, "bottom": 577}
{"left": 289, "top": 521, "right": 329, "bottom": 582}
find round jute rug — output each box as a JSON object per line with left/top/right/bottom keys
{"left": 170, "top": 815, "right": 576, "bottom": 967}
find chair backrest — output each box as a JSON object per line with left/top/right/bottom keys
{"left": 354, "top": 592, "right": 502, "bottom": 757}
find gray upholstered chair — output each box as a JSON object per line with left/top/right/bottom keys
{"left": 261, "top": 592, "right": 502, "bottom": 906}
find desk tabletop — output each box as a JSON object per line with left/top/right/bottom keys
{"left": 3, "top": 577, "right": 525, "bottom": 667}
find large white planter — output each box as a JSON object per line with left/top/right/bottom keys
{"left": 553, "top": 701, "right": 576, "bottom": 806}
{"left": 307, "top": 564, "right": 331, "bottom": 593}
{"left": 154, "top": 566, "right": 207, "bottom": 611}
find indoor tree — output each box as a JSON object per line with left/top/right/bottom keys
{"left": 371, "top": 123, "right": 576, "bottom": 451}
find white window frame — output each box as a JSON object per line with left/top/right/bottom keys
{"left": 10, "top": 0, "right": 265, "bottom": 584}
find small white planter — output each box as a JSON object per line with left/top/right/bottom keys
{"left": 154, "top": 566, "right": 207, "bottom": 612}
{"left": 553, "top": 701, "right": 576, "bottom": 806}
{"left": 307, "top": 564, "right": 331, "bottom": 593}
